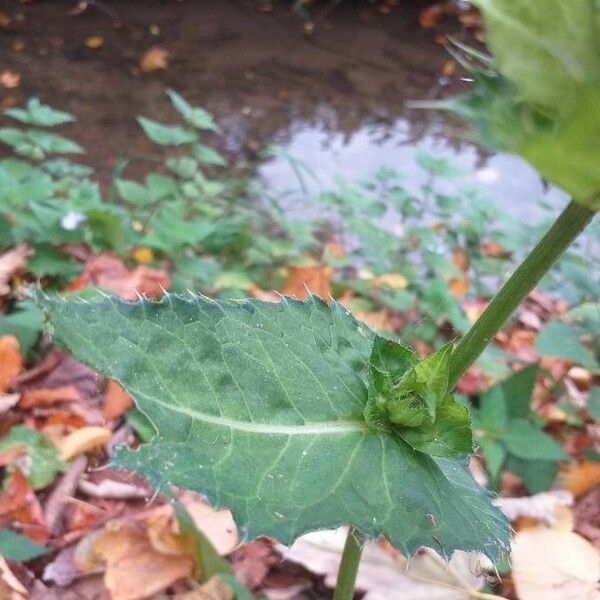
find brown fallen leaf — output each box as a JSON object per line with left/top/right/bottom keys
{"left": 0, "top": 468, "right": 49, "bottom": 543}
{"left": 94, "top": 519, "right": 193, "bottom": 600}
{"left": 0, "top": 245, "right": 32, "bottom": 297}
{"left": 173, "top": 576, "right": 234, "bottom": 600}
{"left": 58, "top": 427, "right": 112, "bottom": 461}
{"left": 0, "top": 70, "right": 20, "bottom": 89}
{"left": 0, "top": 557, "right": 27, "bottom": 600}
{"left": 511, "top": 527, "right": 600, "bottom": 600}
{"left": 283, "top": 264, "right": 332, "bottom": 300}
{"left": 19, "top": 385, "right": 81, "bottom": 409}
{"left": 103, "top": 379, "right": 133, "bottom": 420}
{"left": 65, "top": 253, "right": 170, "bottom": 300}
{"left": 140, "top": 46, "right": 169, "bottom": 72}
{"left": 0, "top": 335, "right": 23, "bottom": 393}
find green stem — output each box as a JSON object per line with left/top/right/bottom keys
{"left": 449, "top": 200, "right": 595, "bottom": 388}
{"left": 332, "top": 528, "right": 365, "bottom": 600}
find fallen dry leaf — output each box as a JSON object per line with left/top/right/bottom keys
{"left": 85, "top": 35, "right": 104, "bottom": 49}
{"left": 78, "top": 478, "right": 147, "bottom": 500}
{"left": 94, "top": 519, "right": 193, "bottom": 600}
{"left": 0, "top": 335, "right": 23, "bottom": 393}
{"left": 448, "top": 248, "right": 470, "bottom": 297}
{"left": 103, "top": 379, "right": 133, "bottom": 420}
{"left": 0, "top": 70, "right": 20, "bottom": 89}
{"left": 494, "top": 491, "right": 574, "bottom": 526}
{"left": 281, "top": 528, "right": 493, "bottom": 599}
{"left": 19, "top": 385, "right": 81, "bottom": 409}
{"left": 65, "top": 253, "right": 170, "bottom": 300}
{"left": 0, "top": 245, "right": 32, "bottom": 297}
{"left": 283, "top": 264, "right": 332, "bottom": 300}
{"left": 140, "top": 46, "right": 169, "bottom": 71}
{"left": 173, "top": 576, "right": 234, "bottom": 600}
{"left": 0, "top": 468, "right": 49, "bottom": 543}
{"left": 0, "top": 557, "right": 27, "bottom": 600}
{"left": 558, "top": 461, "right": 600, "bottom": 498}
{"left": 511, "top": 527, "right": 600, "bottom": 600}
{"left": 58, "top": 426, "right": 112, "bottom": 461}
{"left": 369, "top": 273, "right": 408, "bottom": 290}
{"left": 0, "top": 393, "right": 20, "bottom": 416}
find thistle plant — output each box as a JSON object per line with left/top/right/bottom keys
{"left": 39, "top": 1, "right": 599, "bottom": 598}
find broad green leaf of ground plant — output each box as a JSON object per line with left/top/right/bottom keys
{"left": 474, "top": 367, "right": 568, "bottom": 492}
{"left": 42, "top": 294, "right": 509, "bottom": 559}
{"left": 0, "top": 425, "right": 66, "bottom": 490}
{"left": 0, "top": 529, "right": 48, "bottom": 561}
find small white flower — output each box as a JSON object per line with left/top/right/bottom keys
{"left": 61, "top": 211, "right": 87, "bottom": 231}
{"left": 475, "top": 166, "right": 499, "bottom": 184}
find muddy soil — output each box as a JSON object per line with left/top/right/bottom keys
{"left": 0, "top": 1, "right": 449, "bottom": 168}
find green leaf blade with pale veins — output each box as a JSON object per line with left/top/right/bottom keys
{"left": 42, "top": 294, "right": 509, "bottom": 558}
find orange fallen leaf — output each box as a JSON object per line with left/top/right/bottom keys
{"left": 94, "top": 519, "right": 193, "bottom": 600}
{"left": 369, "top": 273, "right": 408, "bottom": 290}
{"left": 448, "top": 248, "right": 470, "bottom": 297}
{"left": 247, "top": 285, "right": 280, "bottom": 303}
{"left": 103, "top": 379, "right": 134, "bottom": 420}
{"left": 0, "top": 469, "right": 48, "bottom": 543}
{"left": 132, "top": 246, "right": 155, "bottom": 264}
{"left": 442, "top": 60, "right": 456, "bottom": 77}
{"left": 283, "top": 264, "right": 332, "bottom": 300}
{"left": 0, "top": 70, "right": 20, "bottom": 89}
{"left": 0, "top": 335, "right": 23, "bottom": 394}
{"left": 140, "top": 46, "right": 169, "bottom": 72}
{"left": 558, "top": 460, "right": 600, "bottom": 498}
{"left": 0, "top": 245, "right": 32, "bottom": 297}
{"left": 19, "top": 385, "right": 81, "bottom": 409}
{"left": 58, "top": 426, "right": 112, "bottom": 460}
{"left": 480, "top": 240, "right": 511, "bottom": 258}
{"left": 85, "top": 35, "right": 104, "bottom": 49}
{"left": 65, "top": 252, "right": 170, "bottom": 301}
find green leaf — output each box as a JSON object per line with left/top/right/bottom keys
{"left": 478, "top": 386, "right": 508, "bottom": 431}
{"left": 192, "top": 144, "right": 227, "bottom": 167}
{"left": 505, "top": 455, "right": 558, "bottom": 494}
{"left": 0, "top": 301, "right": 43, "bottom": 354}
{"left": 473, "top": 0, "right": 600, "bottom": 110}
{"left": 0, "top": 529, "right": 48, "bottom": 561}
{"left": 166, "top": 90, "right": 221, "bottom": 132}
{"left": 588, "top": 387, "right": 600, "bottom": 421}
{"left": 115, "top": 179, "right": 149, "bottom": 205}
{"left": 501, "top": 365, "right": 537, "bottom": 420}
{"left": 478, "top": 438, "right": 505, "bottom": 484}
{"left": 0, "top": 425, "right": 67, "bottom": 489}
{"left": 499, "top": 420, "right": 568, "bottom": 461}
{"left": 5, "top": 98, "right": 75, "bottom": 127}
{"left": 42, "top": 294, "right": 508, "bottom": 559}
{"left": 137, "top": 117, "right": 198, "bottom": 146}
{"left": 535, "top": 321, "right": 598, "bottom": 369}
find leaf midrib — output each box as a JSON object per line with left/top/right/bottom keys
{"left": 132, "top": 387, "right": 369, "bottom": 436}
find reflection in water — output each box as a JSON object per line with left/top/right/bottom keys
{"left": 258, "top": 113, "right": 568, "bottom": 221}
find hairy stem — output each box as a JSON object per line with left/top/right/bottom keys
{"left": 449, "top": 200, "right": 595, "bottom": 388}
{"left": 332, "top": 528, "right": 365, "bottom": 600}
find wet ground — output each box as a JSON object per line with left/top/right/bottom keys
{"left": 0, "top": 0, "right": 565, "bottom": 217}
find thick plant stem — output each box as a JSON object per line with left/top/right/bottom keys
{"left": 332, "top": 528, "right": 365, "bottom": 600}
{"left": 449, "top": 200, "right": 595, "bottom": 388}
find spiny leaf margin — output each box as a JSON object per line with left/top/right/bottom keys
{"left": 40, "top": 292, "right": 509, "bottom": 559}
